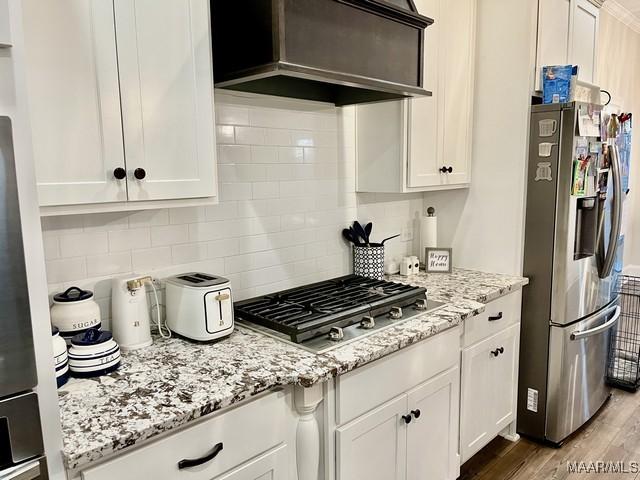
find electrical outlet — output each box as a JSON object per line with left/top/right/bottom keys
{"left": 400, "top": 222, "right": 413, "bottom": 242}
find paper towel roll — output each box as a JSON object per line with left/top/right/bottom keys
{"left": 420, "top": 215, "right": 437, "bottom": 264}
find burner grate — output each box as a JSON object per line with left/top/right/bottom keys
{"left": 234, "top": 275, "right": 426, "bottom": 343}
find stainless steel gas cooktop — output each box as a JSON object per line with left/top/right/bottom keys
{"left": 235, "top": 275, "right": 445, "bottom": 353}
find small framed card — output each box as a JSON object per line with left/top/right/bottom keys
{"left": 425, "top": 247, "right": 453, "bottom": 273}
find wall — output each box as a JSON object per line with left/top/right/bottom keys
{"left": 597, "top": 5, "right": 640, "bottom": 269}
{"left": 41, "top": 92, "right": 421, "bottom": 327}
{"left": 420, "top": 0, "right": 539, "bottom": 276}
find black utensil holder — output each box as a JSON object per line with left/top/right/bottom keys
{"left": 353, "top": 245, "right": 385, "bottom": 280}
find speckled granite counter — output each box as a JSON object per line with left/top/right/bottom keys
{"left": 59, "top": 268, "right": 527, "bottom": 470}
{"left": 388, "top": 268, "right": 529, "bottom": 304}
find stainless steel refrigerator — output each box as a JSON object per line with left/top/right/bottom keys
{"left": 0, "top": 117, "right": 47, "bottom": 479}
{"left": 518, "top": 102, "right": 628, "bottom": 445}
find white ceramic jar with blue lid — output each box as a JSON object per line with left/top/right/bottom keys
{"left": 68, "top": 328, "right": 121, "bottom": 377}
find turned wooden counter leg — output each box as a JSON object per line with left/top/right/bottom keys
{"left": 294, "top": 384, "right": 324, "bottom": 480}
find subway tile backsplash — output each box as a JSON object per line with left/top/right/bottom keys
{"left": 41, "top": 93, "right": 422, "bottom": 326}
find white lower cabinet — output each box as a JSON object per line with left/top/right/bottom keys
{"left": 336, "top": 396, "right": 407, "bottom": 480}
{"left": 79, "top": 390, "right": 292, "bottom": 480}
{"left": 215, "top": 445, "right": 288, "bottom": 480}
{"left": 336, "top": 367, "right": 460, "bottom": 480}
{"left": 460, "top": 314, "right": 521, "bottom": 463}
{"left": 407, "top": 368, "right": 460, "bottom": 480}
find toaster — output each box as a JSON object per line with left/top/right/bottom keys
{"left": 165, "top": 273, "right": 234, "bottom": 342}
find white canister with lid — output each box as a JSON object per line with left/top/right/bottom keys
{"left": 68, "top": 328, "right": 121, "bottom": 378}
{"left": 52, "top": 326, "right": 69, "bottom": 388}
{"left": 50, "top": 286, "right": 101, "bottom": 343}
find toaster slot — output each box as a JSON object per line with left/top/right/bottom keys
{"left": 194, "top": 273, "right": 217, "bottom": 281}
{"left": 178, "top": 274, "right": 205, "bottom": 284}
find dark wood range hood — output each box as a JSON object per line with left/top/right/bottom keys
{"left": 211, "top": 0, "right": 433, "bottom": 106}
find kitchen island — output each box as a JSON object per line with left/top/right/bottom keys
{"left": 59, "top": 268, "right": 528, "bottom": 478}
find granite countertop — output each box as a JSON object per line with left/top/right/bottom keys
{"left": 59, "top": 268, "right": 528, "bottom": 470}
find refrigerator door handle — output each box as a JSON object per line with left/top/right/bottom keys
{"left": 570, "top": 305, "right": 621, "bottom": 340}
{"left": 600, "top": 145, "right": 623, "bottom": 279}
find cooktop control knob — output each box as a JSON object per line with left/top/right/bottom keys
{"left": 328, "top": 327, "right": 344, "bottom": 341}
{"left": 360, "top": 316, "right": 375, "bottom": 329}
{"left": 389, "top": 307, "right": 403, "bottom": 319}
{"left": 415, "top": 299, "right": 428, "bottom": 311}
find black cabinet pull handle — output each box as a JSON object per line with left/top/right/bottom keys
{"left": 411, "top": 409, "right": 421, "bottom": 419}
{"left": 402, "top": 414, "right": 412, "bottom": 424}
{"left": 113, "top": 167, "right": 126, "bottom": 180}
{"left": 491, "top": 347, "right": 505, "bottom": 357}
{"left": 439, "top": 166, "right": 453, "bottom": 174}
{"left": 134, "top": 168, "right": 146, "bottom": 180}
{"left": 488, "top": 312, "right": 503, "bottom": 322}
{"left": 178, "top": 442, "right": 223, "bottom": 470}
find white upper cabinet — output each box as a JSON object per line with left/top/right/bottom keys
{"left": 571, "top": 0, "right": 599, "bottom": 84}
{"left": 356, "top": 0, "right": 476, "bottom": 193}
{"left": 22, "top": 0, "right": 217, "bottom": 210}
{"left": 407, "top": 0, "right": 443, "bottom": 189}
{"left": 22, "top": 0, "right": 127, "bottom": 206}
{"left": 0, "top": 0, "right": 12, "bottom": 47}
{"left": 114, "top": 0, "right": 216, "bottom": 202}
{"left": 535, "top": 0, "right": 600, "bottom": 90}
{"left": 440, "top": 0, "right": 475, "bottom": 187}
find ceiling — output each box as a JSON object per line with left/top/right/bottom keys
{"left": 614, "top": 0, "right": 640, "bottom": 16}
{"left": 605, "top": 0, "right": 640, "bottom": 32}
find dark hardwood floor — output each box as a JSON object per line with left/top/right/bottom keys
{"left": 460, "top": 390, "right": 640, "bottom": 479}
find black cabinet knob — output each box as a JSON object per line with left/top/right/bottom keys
{"left": 113, "top": 167, "right": 126, "bottom": 180}
{"left": 411, "top": 409, "right": 421, "bottom": 419}
{"left": 134, "top": 168, "right": 146, "bottom": 180}
{"left": 402, "top": 414, "right": 412, "bottom": 424}
{"left": 439, "top": 166, "right": 453, "bottom": 174}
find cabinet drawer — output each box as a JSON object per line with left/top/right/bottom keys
{"left": 463, "top": 291, "right": 521, "bottom": 347}
{"left": 214, "top": 444, "right": 289, "bottom": 480}
{"left": 82, "top": 390, "right": 288, "bottom": 480}
{"left": 336, "top": 326, "right": 461, "bottom": 425}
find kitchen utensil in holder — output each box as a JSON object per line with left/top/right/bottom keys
{"left": 353, "top": 245, "right": 385, "bottom": 280}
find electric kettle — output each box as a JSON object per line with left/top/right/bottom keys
{"left": 111, "top": 275, "right": 154, "bottom": 351}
